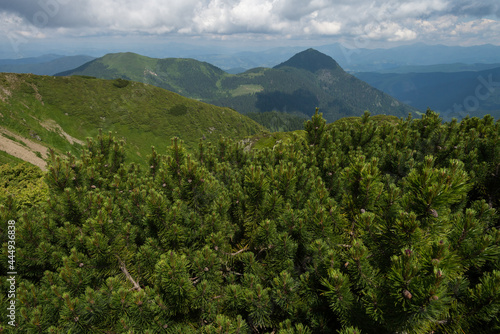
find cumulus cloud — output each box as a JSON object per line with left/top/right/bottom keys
{"left": 307, "top": 20, "right": 342, "bottom": 35}
{"left": 0, "top": 0, "right": 499, "bottom": 48}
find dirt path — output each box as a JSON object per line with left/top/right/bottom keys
{"left": 0, "top": 127, "right": 48, "bottom": 170}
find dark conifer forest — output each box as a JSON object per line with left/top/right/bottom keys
{"left": 1, "top": 109, "right": 499, "bottom": 333}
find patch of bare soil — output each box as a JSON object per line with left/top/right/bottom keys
{"left": 40, "top": 119, "right": 85, "bottom": 145}
{"left": 0, "top": 73, "right": 23, "bottom": 103}
{"left": 0, "top": 127, "right": 48, "bottom": 170}
{"left": 0, "top": 86, "right": 11, "bottom": 103}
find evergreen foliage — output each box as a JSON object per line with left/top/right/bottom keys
{"left": 1, "top": 110, "right": 499, "bottom": 333}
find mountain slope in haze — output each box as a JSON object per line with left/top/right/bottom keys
{"left": 58, "top": 49, "right": 416, "bottom": 122}
{"left": 316, "top": 43, "right": 500, "bottom": 72}
{"left": 355, "top": 67, "right": 500, "bottom": 120}
{"left": 366, "top": 63, "right": 500, "bottom": 74}
{"left": 0, "top": 55, "right": 96, "bottom": 75}
{"left": 0, "top": 73, "right": 265, "bottom": 168}
{"left": 0, "top": 54, "right": 62, "bottom": 65}
{"left": 174, "top": 43, "right": 500, "bottom": 73}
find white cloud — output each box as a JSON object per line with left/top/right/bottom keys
{"left": 362, "top": 21, "right": 417, "bottom": 41}
{"left": 0, "top": 0, "right": 499, "bottom": 52}
{"left": 231, "top": 0, "right": 274, "bottom": 29}
{"left": 394, "top": 0, "right": 449, "bottom": 17}
{"left": 307, "top": 20, "right": 342, "bottom": 35}
{"left": 389, "top": 28, "right": 417, "bottom": 42}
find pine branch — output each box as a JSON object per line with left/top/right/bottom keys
{"left": 219, "top": 244, "right": 249, "bottom": 256}
{"left": 116, "top": 256, "right": 141, "bottom": 291}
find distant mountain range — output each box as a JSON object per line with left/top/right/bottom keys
{"left": 361, "top": 63, "right": 500, "bottom": 74}
{"left": 316, "top": 43, "right": 500, "bottom": 72}
{"left": 57, "top": 49, "right": 416, "bottom": 122}
{"left": 3, "top": 44, "right": 498, "bottom": 125}
{"left": 144, "top": 42, "right": 500, "bottom": 73}
{"left": 3, "top": 42, "right": 500, "bottom": 74}
{"left": 354, "top": 67, "right": 500, "bottom": 120}
{"left": 0, "top": 54, "right": 96, "bottom": 75}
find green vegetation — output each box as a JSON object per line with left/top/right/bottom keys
{"left": 0, "top": 163, "right": 48, "bottom": 209}
{"left": 230, "top": 84, "right": 264, "bottom": 97}
{"left": 1, "top": 109, "right": 499, "bottom": 333}
{"left": 248, "top": 129, "right": 306, "bottom": 150}
{"left": 112, "top": 78, "right": 130, "bottom": 88}
{"left": 0, "top": 73, "right": 265, "bottom": 166}
{"left": 57, "top": 53, "right": 227, "bottom": 101}
{"left": 0, "top": 150, "right": 25, "bottom": 166}
{"left": 246, "top": 111, "right": 308, "bottom": 132}
{"left": 58, "top": 49, "right": 417, "bottom": 123}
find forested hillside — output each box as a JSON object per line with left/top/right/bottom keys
{"left": 1, "top": 110, "right": 498, "bottom": 333}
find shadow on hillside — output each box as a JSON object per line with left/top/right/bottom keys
{"left": 255, "top": 89, "right": 319, "bottom": 116}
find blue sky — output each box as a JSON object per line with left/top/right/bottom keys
{"left": 1, "top": 0, "right": 499, "bottom": 58}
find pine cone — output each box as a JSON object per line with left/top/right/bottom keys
{"left": 403, "top": 289, "right": 412, "bottom": 299}
{"left": 429, "top": 209, "right": 438, "bottom": 218}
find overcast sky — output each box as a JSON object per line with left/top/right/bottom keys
{"left": 1, "top": 0, "right": 500, "bottom": 58}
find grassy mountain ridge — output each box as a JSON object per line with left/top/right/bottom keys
{"left": 57, "top": 52, "right": 226, "bottom": 100}
{"left": 0, "top": 73, "right": 266, "bottom": 167}
{"left": 57, "top": 49, "right": 417, "bottom": 122}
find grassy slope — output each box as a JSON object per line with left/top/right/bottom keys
{"left": 0, "top": 150, "right": 25, "bottom": 165}
{"left": 0, "top": 73, "right": 266, "bottom": 166}
{"left": 58, "top": 53, "right": 227, "bottom": 100}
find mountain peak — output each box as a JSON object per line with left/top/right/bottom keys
{"left": 274, "top": 48, "right": 342, "bottom": 72}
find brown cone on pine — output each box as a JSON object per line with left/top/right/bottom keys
{"left": 403, "top": 289, "right": 412, "bottom": 299}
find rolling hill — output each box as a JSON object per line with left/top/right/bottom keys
{"left": 56, "top": 52, "right": 226, "bottom": 100}
{"left": 0, "top": 73, "right": 266, "bottom": 168}
{"left": 57, "top": 49, "right": 417, "bottom": 122}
